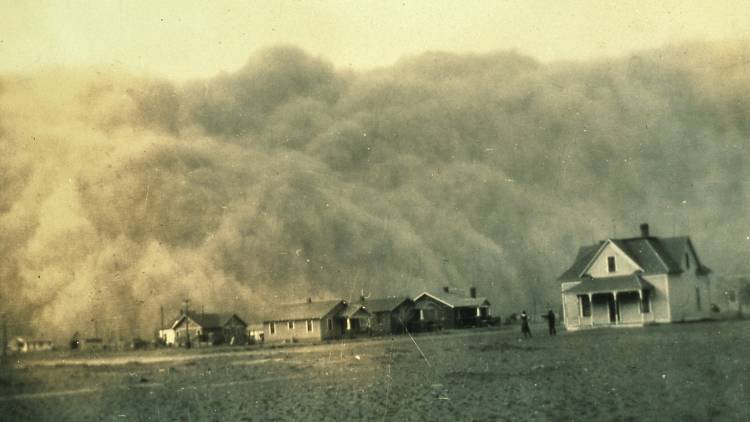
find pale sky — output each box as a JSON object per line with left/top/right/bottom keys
{"left": 2, "top": 0, "right": 750, "bottom": 79}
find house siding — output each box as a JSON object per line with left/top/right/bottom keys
{"left": 265, "top": 319, "right": 322, "bottom": 342}
{"left": 561, "top": 282, "right": 582, "bottom": 329}
{"left": 642, "top": 274, "right": 670, "bottom": 323}
{"left": 264, "top": 304, "right": 347, "bottom": 343}
{"left": 667, "top": 272, "right": 712, "bottom": 322}
{"left": 411, "top": 296, "right": 454, "bottom": 330}
{"left": 586, "top": 242, "right": 641, "bottom": 278}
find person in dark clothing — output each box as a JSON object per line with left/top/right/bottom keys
{"left": 520, "top": 310, "right": 532, "bottom": 338}
{"left": 545, "top": 309, "right": 557, "bottom": 336}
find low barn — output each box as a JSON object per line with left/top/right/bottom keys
{"left": 262, "top": 299, "right": 347, "bottom": 343}
{"left": 172, "top": 312, "right": 248, "bottom": 346}
{"left": 7, "top": 337, "right": 54, "bottom": 353}
{"left": 558, "top": 224, "right": 712, "bottom": 330}
{"left": 361, "top": 297, "right": 414, "bottom": 335}
{"left": 411, "top": 287, "right": 491, "bottom": 331}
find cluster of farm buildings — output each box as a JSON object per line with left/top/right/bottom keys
{"left": 157, "top": 287, "right": 492, "bottom": 347}
{"left": 7, "top": 223, "right": 747, "bottom": 353}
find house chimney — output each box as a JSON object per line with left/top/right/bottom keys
{"left": 470, "top": 287, "right": 477, "bottom": 298}
{"left": 640, "top": 223, "right": 650, "bottom": 238}
{"left": 443, "top": 286, "right": 450, "bottom": 293}
{"left": 307, "top": 297, "right": 312, "bottom": 303}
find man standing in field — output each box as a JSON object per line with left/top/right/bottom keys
{"left": 520, "top": 310, "right": 532, "bottom": 338}
{"left": 544, "top": 309, "right": 557, "bottom": 336}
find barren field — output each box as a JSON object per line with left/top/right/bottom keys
{"left": 1, "top": 320, "right": 749, "bottom": 421}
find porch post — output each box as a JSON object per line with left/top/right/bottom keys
{"left": 613, "top": 291, "right": 619, "bottom": 325}
{"left": 588, "top": 293, "right": 594, "bottom": 327}
{"left": 638, "top": 290, "right": 645, "bottom": 324}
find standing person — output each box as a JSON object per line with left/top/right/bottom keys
{"left": 520, "top": 310, "right": 532, "bottom": 339}
{"left": 545, "top": 309, "right": 557, "bottom": 336}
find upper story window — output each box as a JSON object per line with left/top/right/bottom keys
{"left": 607, "top": 256, "right": 616, "bottom": 273}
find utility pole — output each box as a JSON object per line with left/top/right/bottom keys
{"left": 183, "top": 299, "right": 191, "bottom": 348}
{"left": 1, "top": 312, "right": 7, "bottom": 363}
{"left": 160, "top": 306, "right": 164, "bottom": 331}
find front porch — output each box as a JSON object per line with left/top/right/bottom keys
{"left": 563, "top": 275, "right": 653, "bottom": 329}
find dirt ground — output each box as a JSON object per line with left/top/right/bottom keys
{"left": 1, "top": 320, "right": 748, "bottom": 421}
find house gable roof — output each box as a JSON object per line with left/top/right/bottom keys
{"left": 558, "top": 234, "right": 712, "bottom": 282}
{"left": 578, "top": 239, "right": 644, "bottom": 276}
{"left": 262, "top": 300, "right": 346, "bottom": 322}
{"left": 413, "top": 291, "right": 490, "bottom": 308}
{"left": 172, "top": 312, "right": 247, "bottom": 329}
{"left": 360, "top": 297, "right": 412, "bottom": 313}
{"left": 337, "top": 304, "right": 373, "bottom": 319}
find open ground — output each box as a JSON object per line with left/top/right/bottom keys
{"left": 1, "top": 320, "right": 748, "bottom": 421}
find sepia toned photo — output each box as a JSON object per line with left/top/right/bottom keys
{"left": 1, "top": 1, "right": 749, "bottom": 420}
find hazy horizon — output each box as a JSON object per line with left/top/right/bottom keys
{"left": 2, "top": 2, "right": 750, "bottom": 341}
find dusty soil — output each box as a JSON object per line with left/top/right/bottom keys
{"left": 0, "top": 320, "right": 748, "bottom": 421}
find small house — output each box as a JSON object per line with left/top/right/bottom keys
{"left": 158, "top": 328, "right": 176, "bottom": 346}
{"left": 337, "top": 303, "right": 373, "bottom": 337}
{"left": 262, "top": 299, "right": 348, "bottom": 343}
{"left": 360, "top": 297, "right": 414, "bottom": 335}
{"left": 558, "top": 224, "right": 712, "bottom": 330}
{"left": 172, "top": 311, "right": 248, "bottom": 346}
{"left": 411, "top": 287, "right": 491, "bottom": 331}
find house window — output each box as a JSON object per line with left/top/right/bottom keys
{"left": 641, "top": 290, "right": 651, "bottom": 313}
{"left": 696, "top": 287, "right": 701, "bottom": 310}
{"left": 288, "top": 321, "right": 294, "bottom": 330}
{"left": 727, "top": 290, "right": 736, "bottom": 302}
{"left": 327, "top": 319, "right": 332, "bottom": 330}
{"left": 419, "top": 309, "right": 425, "bottom": 320}
{"left": 306, "top": 320, "right": 313, "bottom": 332}
{"left": 270, "top": 322, "right": 276, "bottom": 335}
{"left": 579, "top": 295, "right": 591, "bottom": 317}
{"left": 607, "top": 256, "right": 616, "bottom": 273}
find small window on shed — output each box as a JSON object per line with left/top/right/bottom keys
{"left": 579, "top": 295, "right": 591, "bottom": 317}
{"left": 607, "top": 256, "right": 616, "bottom": 273}
{"left": 288, "top": 321, "right": 294, "bottom": 330}
{"left": 306, "top": 320, "right": 313, "bottom": 332}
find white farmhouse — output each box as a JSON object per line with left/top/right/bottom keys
{"left": 559, "top": 224, "right": 712, "bottom": 330}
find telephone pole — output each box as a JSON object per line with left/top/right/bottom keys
{"left": 160, "top": 306, "right": 165, "bottom": 330}
{"left": 183, "top": 299, "right": 191, "bottom": 348}
{"left": 2, "top": 313, "right": 7, "bottom": 363}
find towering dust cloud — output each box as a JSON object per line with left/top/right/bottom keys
{"left": 1, "top": 42, "right": 749, "bottom": 339}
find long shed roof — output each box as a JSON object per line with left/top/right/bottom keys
{"left": 262, "top": 300, "right": 345, "bottom": 322}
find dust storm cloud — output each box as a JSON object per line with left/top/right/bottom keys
{"left": 1, "top": 42, "right": 749, "bottom": 339}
